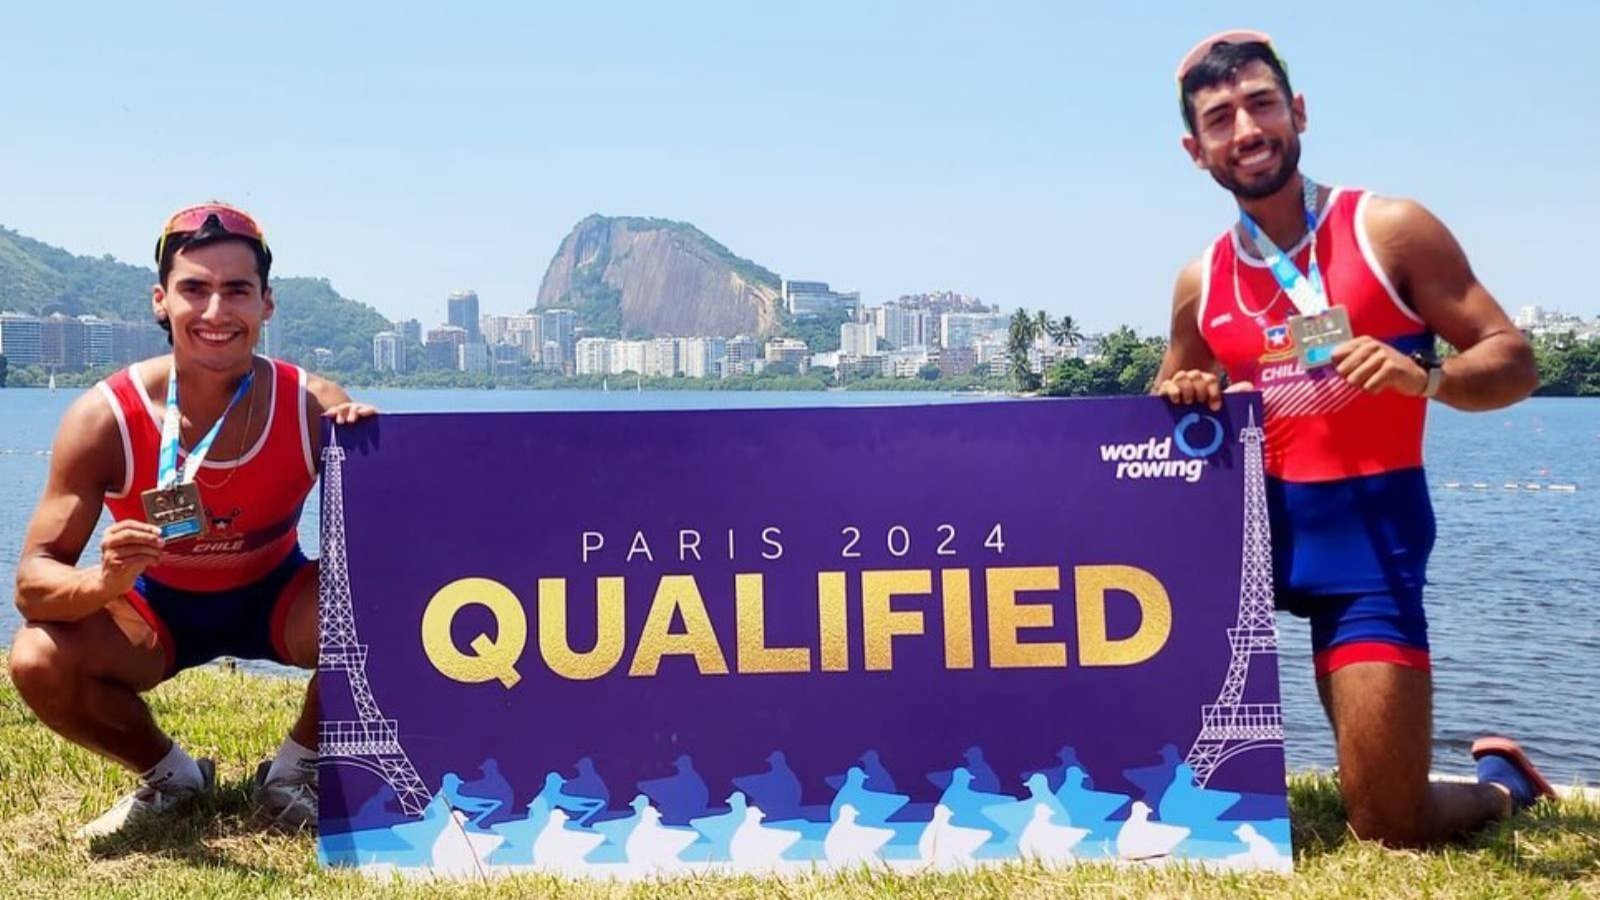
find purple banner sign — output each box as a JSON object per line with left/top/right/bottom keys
{"left": 317, "top": 396, "right": 1290, "bottom": 878}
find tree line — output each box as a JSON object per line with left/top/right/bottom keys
{"left": 1004, "top": 310, "right": 1600, "bottom": 399}
{"left": 1005, "top": 310, "right": 1166, "bottom": 397}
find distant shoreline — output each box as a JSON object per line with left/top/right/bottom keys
{"left": 5, "top": 382, "right": 1598, "bottom": 398}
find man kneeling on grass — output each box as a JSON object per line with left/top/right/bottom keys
{"left": 8, "top": 202, "right": 373, "bottom": 837}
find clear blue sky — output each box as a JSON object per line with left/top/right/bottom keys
{"left": 1, "top": 1, "right": 1595, "bottom": 333}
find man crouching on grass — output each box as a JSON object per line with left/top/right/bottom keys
{"left": 8, "top": 202, "right": 374, "bottom": 837}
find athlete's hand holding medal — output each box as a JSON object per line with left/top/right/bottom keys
{"left": 1332, "top": 336, "right": 1432, "bottom": 396}
{"left": 93, "top": 519, "right": 166, "bottom": 597}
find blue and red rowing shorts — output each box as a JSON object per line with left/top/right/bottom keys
{"left": 123, "top": 545, "right": 315, "bottom": 677}
{"left": 1268, "top": 470, "right": 1436, "bottom": 677}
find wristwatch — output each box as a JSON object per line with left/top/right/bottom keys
{"left": 1409, "top": 351, "right": 1444, "bottom": 399}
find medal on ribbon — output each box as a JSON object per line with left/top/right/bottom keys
{"left": 1240, "top": 179, "right": 1352, "bottom": 369}
{"left": 140, "top": 362, "right": 254, "bottom": 542}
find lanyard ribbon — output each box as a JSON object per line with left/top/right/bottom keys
{"left": 1239, "top": 178, "right": 1329, "bottom": 316}
{"left": 157, "top": 362, "right": 254, "bottom": 490}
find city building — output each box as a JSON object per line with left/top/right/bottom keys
{"left": 723, "top": 335, "right": 760, "bottom": 377}
{"left": 938, "top": 346, "right": 978, "bottom": 377}
{"left": 839, "top": 321, "right": 878, "bottom": 358}
{"left": 447, "top": 290, "right": 482, "bottom": 343}
{"left": 310, "top": 347, "right": 335, "bottom": 370}
{"left": 973, "top": 334, "right": 1010, "bottom": 370}
{"left": 574, "top": 337, "right": 613, "bottom": 376}
{"left": 490, "top": 343, "right": 523, "bottom": 376}
{"left": 1027, "top": 343, "right": 1072, "bottom": 374}
{"left": 396, "top": 318, "right": 422, "bottom": 345}
{"left": 646, "top": 337, "right": 680, "bottom": 377}
{"left": 873, "top": 306, "right": 932, "bottom": 350}
{"left": 834, "top": 354, "right": 879, "bottom": 381}
{"left": 541, "top": 339, "right": 563, "bottom": 372}
{"left": 539, "top": 308, "right": 576, "bottom": 349}
{"left": 424, "top": 325, "right": 468, "bottom": 369}
{"left": 79, "top": 316, "right": 114, "bottom": 368}
{"left": 480, "top": 314, "right": 510, "bottom": 347}
{"left": 612, "top": 340, "right": 648, "bottom": 375}
{"left": 373, "top": 331, "right": 404, "bottom": 372}
{"left": 40, "top": 314, "right": 87, "bottom": 371}
{"left": 810, "top": 350, "right": 842, "bottom": 370}
{"left": 460, "top": 342, "right": 490, "bottom": 375}
{"left": 764, "top": 337, "right": 810, "bottom": 373}
{"left": 680, "top": 336, "right": 727, "bottom": 378}
{"left": 0, "top": 312, "right": 45, "bottom": 366}
{"left": 882, "top": 347, "right": 932, "bottom": 378}
{"left": 940, "top": 312, "right": 1009, "bottom": 349}
{"left": 1514, "top": 306, "right": 1598, "bottom": 341}
{"left": 502, "top": 314, "right": 542, "bottom": 362}
{"left": 782, "top": 279, "right": 860, "bottom": 317}
{"left": 2, "top": 313, "right": 165, "bottom": 369}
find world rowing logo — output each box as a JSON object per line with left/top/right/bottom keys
{"left": 1097, "top": 414, "right": 1224, "bottom": 484}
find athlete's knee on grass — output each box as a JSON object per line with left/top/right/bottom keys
{"left": 1342, "top": 783, "right": 1429, "bottom": 846}
{"left": 8, "top": 623, "right": 83, "bottom": 712}
{"left": 1325, "top": 661, "right": 1435, "bottom": 845}
{"left": 1337, "top": 729, "right": 1432, "bottom": 845}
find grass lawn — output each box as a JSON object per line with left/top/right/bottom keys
{"left": 1, "top": 657, "right": 1595, "bottom": 899}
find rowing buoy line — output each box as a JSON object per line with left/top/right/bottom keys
{"left": 1440, "top": 482, "right": 1579, "bottom": 492}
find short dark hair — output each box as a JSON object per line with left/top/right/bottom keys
{"left": 155, "top": 231, "right": 272, "bottom": 342}
{"left": 1180, "top": 40, "right": 1293, "bottom": 135}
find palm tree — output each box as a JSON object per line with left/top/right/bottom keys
{"left": 1008, "top": 310, "right": 1041, "bottom": 392}
{"left": 1056, "top": 315, "right": 1083, "bottom": 350}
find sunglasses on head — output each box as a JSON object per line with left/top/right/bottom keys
{"left": 155, "top": 202, "right": 271, "bottom": 265}
{"left": 1174, "top": 29, "right": 1277, "bottom": 83}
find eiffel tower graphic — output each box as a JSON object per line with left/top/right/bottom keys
{"left": 1184, "top": 408, "right": 1284, "bottom": 786}
{"left": 319, "top": 436, "right": 433, "bottom": 816}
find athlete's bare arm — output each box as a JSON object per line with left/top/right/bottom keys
{"left": 14, "top": 393, "right": 163, "bottom": 623}
{"left": 1337, "top": 197, "right": 1537, "bottom": 411}
{"left": 1154, "top": 256, "right": 1232, "bottom": 409}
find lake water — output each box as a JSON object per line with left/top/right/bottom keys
{"left": 1, "top": 387, "right": 1596, "bottom": 784}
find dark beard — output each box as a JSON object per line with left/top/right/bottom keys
{"left": 1209, "top": 136, "right": 1301, "bottom": 200}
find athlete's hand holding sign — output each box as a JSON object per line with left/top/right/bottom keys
{"left": 1155, "top": 369, "right": 1257, "bottom": 411}
{"left": 323, "top": 401, "right": 378, "bottom": 425}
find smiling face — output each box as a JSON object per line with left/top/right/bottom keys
{"left": 152, "top": 239, "right": 273, "bottom": 373}
{"left": 1181, "top": 59, "right": 1306, "bottom": 200}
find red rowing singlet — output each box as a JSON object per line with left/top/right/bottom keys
{"left": 97, "top": 357, "right": 317, "bottom": 592}
{"left": 1197, "top": 188, "right": 1433, "bottom": 483}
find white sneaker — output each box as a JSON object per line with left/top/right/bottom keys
{"left": 75, "top": 758, "right": 215, "bottom": 839}
{"left": 254, "top": 760, "right": 318, "bottom": 830}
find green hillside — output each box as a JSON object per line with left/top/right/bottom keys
{"left": 0, "top": 226, "right": 389, "bottom": 369}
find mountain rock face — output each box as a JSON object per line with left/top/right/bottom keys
{"left": 536, "top": 215, "right": 782, "bottom": 338}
